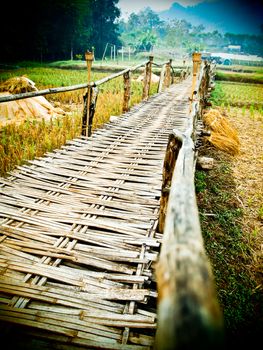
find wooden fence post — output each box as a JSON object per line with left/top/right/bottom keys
{"left": 156, "top": 129, "right": 224, "bottom": 350}
{"left": 82, "top": 86, "right": 98, "bottom": 137}
{"left": 191, "top": 52, "right": 202, "bottom": 101}
{"left": 82, "top": 50, "right": 94, "bottom": 137}
{"left": 158, "top": 133, "right": 182, "bottom": 233}
{"left": 164, "top": 59, "right": 172, "bottom": 88}
{"left": 158, "top": 63, "right": 166, "bottom": 93}
{"left": 142, "top": 55, "right": 153, "bottom": 100}
{"left": 122, "top": 70, "right": 131, "bottom": 113}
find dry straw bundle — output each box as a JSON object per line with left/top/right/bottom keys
{"left": 0, "top": 76, "right": 37, "bottom": 94}
{"left": 203, "top": 108, "right": 240, "bottom": 156}
{"left": 0, "top": 76, "right": 65, "bottom": 126}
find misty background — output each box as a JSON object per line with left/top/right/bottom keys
{"left": 1, "top": 0, "right": 262, "bottom": 62}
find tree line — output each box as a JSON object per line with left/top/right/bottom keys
{"left": 2, "top": 0, "right": 121, "bottom": 62}
{"left": 119, "top": 7, "right": 263, "bottom": 57}
{"left": 2, "top": 2, "right": 262, "bottom": 63}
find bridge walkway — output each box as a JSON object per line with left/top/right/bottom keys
{"left": 0, "top": 77, "right": 192, "bottom": 349}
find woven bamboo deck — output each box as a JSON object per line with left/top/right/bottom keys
{"left": 0, "top": 78, "right": 192, "bottom": 349}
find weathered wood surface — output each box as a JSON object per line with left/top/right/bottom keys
{"left": 0, "top": 62, "right": 147, "bottom": 104}
{"left": 142, "top": 56, "right": 154, "bottom": 100}
{"left": 0, "top": 78, "right": 193, "bottom": 349}
{"left": 156, "top": 64, "right": 224, "bottom": 349}
{"left": 158, "top": 134, "right": 181, "bottom": 234}
{"left": 123, "top": 71, "right": 131, "bottom": 113}
{"left": 156, "top": 130, "right": 223, "bottom": 350}
{"left": 164, "top": 60, "right": 172, "bottom": 89}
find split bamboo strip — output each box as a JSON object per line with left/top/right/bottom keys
{"left": 0, "top": 76, "right": 194, "bottom": 348}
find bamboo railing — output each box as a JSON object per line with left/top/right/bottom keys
{"left": 0, "top": 51, "right": 222, "bottom": 348}
{"left": 156, "top": 53, "right": 224, "bottom": 350}
{"left": 0, "top": 54, "right": 186, "bottom": 137}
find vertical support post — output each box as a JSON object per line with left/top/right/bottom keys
{"left": 142, "top": 55, "right": 153, "bottom": 100}
{"left": 123, "top": 70, "right": 131, "bottom": 113}
{"left": 82, "top": 50, "right": 94, "bottom": 137}
{"left": 158, "top": 133, "right": 182, "bottom": 233}
{"left": 122, "top": 46, "right": 124, "bottom": 61}
{"left": 82, "top": 86, "right": 94, "bottom": 136}
{"left": 164, "top": 59, "right": 172, "bottom": 88}
{"left": 158, "top": 64, "right": 166, "bottom": 93}
{"left": 85, "top": 50, "right": 93, "bottom": 83}
{"left": 156, "top": 130, "right": 224, "bottom": 350}
{"left": 128, "top": 46, "right": 131, "bottom": 61}
{"left": 183, "top": 59, "right": 187, "bottom": 79}
{"left": 191, "top": 52, "right": 202, "bottom": 101}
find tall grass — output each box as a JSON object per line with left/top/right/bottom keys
{"left": 0, "top": 114, "right": 81, "bottom": 176}
{"left": 0, "top": 67, "right": 158, "bottom": 176}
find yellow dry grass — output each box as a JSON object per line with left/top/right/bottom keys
{"left": 203, "top": 108, "right": 240, "bottom": 156}
{"left": 0, "top": 76, "right": 37, "bottom": 94}
{"left": 0, "top": 76, "right": 66, "bottom": 126}
{"left": 227, "top": 107, "right": 263, "bottom": 285}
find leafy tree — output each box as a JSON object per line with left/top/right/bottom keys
{"left": 1, "top": 0, "right": 120, "bottom": 62}
{"left": 88, "top": 0, "right": 121, "bottom": 58}
{"left": 120, "top": 8, "right": 163, "bottom": 52}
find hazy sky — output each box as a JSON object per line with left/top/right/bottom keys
{"left": 117, "top": 0, "right": 212, "bottom": 18}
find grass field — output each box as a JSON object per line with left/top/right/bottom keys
{"left": 0, "top": 65, "right": 159, "bottom": 176}
{"left": 196, "top": 68, "right": 263, "bottom": 347}
{"left": 211, "top": 81, "right": 263, "bottom": 113}
{"left": 0, "top": 60, "right": 262, "bottom": 346}
{"left": 216, "top": 68, "right": 263, "bottom": 84}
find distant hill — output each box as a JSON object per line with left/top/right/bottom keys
{"left": 159, "top": 1, "right": 263, "bottom": 35}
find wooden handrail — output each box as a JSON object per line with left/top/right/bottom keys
{"left": 0, "top": 83, "right": 90, "bottom": 103}
{"left": 156, "top": 57, "right": 224, "bottom": 349}
{"left": 0, "top": 56, "right": 189, "bottom": 137}
{"left": 0, "top": 61, "right": 148, "bottom": 104}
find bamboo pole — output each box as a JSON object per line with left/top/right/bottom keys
{"left": 158, "top": 133, "right": 182, "bottom": 234}
{"left": 164, "top": 59, "right": 172, "bottom": 88}
{"left": 157, "top": 64, "right": 166, "bottom": 93}
{"left": 0, "top": 62, "right": 146, "bottom": 104}
{"left": 122, "top": 71, "right": 131, "bottom": 113}
{"left": 191, "top": 52, "right": 202, "bottom": 101}
{"left": 156, "top": 130, "right": 224, "bottom": 350}
{"left": 85, "top": 50, "right": 93, "bottom": 84}
{"left": 156, "top": 63, "right": 224, "bottom": 349}
{"left": 142, "top": 56, "right": 153, "bottom": 101}
{"left": 82, "top": 51, "right": 94, "bottom": 137}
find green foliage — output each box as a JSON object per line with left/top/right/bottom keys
{"left": 119, "top": 8, "right": 263, "bottom": 57}
{"left": 196, "top": 151, "right": 263, "bottom": 345}
{"left": 195, "top": 170, "right": 207, "bottom": 193}
{"left": 75, "top": 54, "right": 83, "bottom": 60}
{"left": 211, "top": 81, "right": 263, "bottom": 111}
{"left": 119, "top": 8, "right": 162, "bottom": 52}
{"left": 198, "top": 73, "right": 263, "bottom": 345}
{"left": 216, "top": 71, "right": 263, "bottom": 84}
{"left": 1, "top": 0, "right": 120, "bottom": 61}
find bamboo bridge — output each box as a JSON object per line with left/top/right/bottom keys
{"left": 0, "top": 54, "right": 223, "bottom": 349}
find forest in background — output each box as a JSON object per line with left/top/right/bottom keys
{"left": 2, "top": 0, "right": 121, "bottom": 62}
{"left": 1, "top": 0, "right": 263, "bottom": 62}
{"left": 119, "top": 7, "right": 263, "bottom": 57}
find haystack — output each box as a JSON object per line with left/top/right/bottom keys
{"left": 136, "top": 72, "right": 160, "bottom": 83}
{"left": 203, "top": 108, "right": 240, "bottom": 156}
{"left": 0, "top": 76, "right": 66, "bottom": 126}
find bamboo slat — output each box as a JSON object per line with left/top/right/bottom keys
{"left": 0, "top": 77, "right": 193, "bottom": 348}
